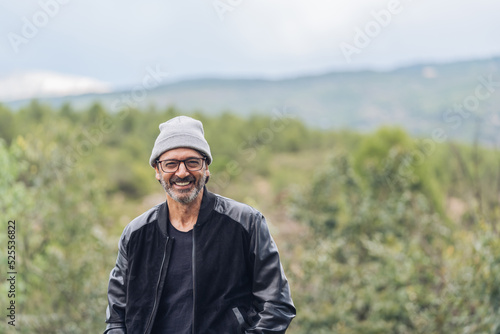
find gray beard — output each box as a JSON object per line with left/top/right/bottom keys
{"left": 160, "top": 173, "right": 207, "bottom": 204}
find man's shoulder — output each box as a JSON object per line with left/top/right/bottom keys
{"left": 212, "top": 192, "right": 263, "bottom": 229}
{"left": 122, "top": 202, "right": 164, "bottom": 239}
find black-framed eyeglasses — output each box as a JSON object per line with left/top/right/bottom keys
{"left": 156, "top": 157, "right": 206, "bottom": 173}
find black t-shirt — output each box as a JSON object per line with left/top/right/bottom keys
{"left": 151, "top": 220, "right": 193, "bottom": 334}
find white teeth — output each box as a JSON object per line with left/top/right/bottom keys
{"left": 175, "top": 182, "right": 190, "bottom": 186}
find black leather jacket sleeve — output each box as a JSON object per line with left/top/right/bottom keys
{"left": 104, "top": 232, "right": 129, "bottom": 334}
{"left": 245, "top": 213, "right": 296, "bottom": 333}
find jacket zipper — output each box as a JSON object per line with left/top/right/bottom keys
{"left": 192, "top": 225, "right": 197, "bottom": 334}
{"left": 144, "top": 236, "right": 170, "bottom": 334}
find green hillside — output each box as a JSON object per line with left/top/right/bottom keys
{"left": 5, "top": 57, "right": 500, "bottom": 144}
{"left": 1, "top": 103, "right": 500, "bottom": 333}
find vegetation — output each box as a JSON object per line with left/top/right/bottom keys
{"left": 1, "top": 101, "right": 499, "bottom": 333}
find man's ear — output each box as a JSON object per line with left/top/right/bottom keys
{"left": 205, "top": 168, "right": 210, "bottom": 184}
{"left": 155, "top": 166, "right": 161, "bottom": 181}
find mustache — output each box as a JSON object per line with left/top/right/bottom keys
{"left": 170, "top": 176, "right": 196, "bottom": 183}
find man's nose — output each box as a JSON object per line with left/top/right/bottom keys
{"left": 175, "top": 162, "right": 190, "bottom": 177}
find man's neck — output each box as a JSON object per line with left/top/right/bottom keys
{"left": 166, "top": 188, "right": 204, "bottom": 232}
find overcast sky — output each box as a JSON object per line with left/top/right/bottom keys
{"left": 1, "top": 0, "right": 499, "bottom": 88}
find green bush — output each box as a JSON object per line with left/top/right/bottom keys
{"left": 288, "top": 150, "right": 500, "bottom": 333}
{"left": 0, "top": 136, "right": 114, "bottom": 334}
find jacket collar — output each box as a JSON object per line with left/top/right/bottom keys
{"left": 158, "top": 200, "right": 168, "bottom": 236}
{"left": 196, "top": 186, "right": 216, "bottom": 226}
{"left": 159, "top": 186, "right": 215, "bottom": 234}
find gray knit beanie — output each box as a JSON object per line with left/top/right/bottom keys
{"left": 149, "top": 116, "right": 212, "bottom": 167}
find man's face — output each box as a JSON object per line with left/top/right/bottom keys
{"left": 155, "top": 148, "right": 210, "bottom": 204}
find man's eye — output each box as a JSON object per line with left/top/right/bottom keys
{"left": 186, "top": 160, "right": 201, "bottom": 168}
{"left": 164, "top": 162, "right": 178, "bottom": 169}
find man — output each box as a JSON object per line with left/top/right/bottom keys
{"left": 104, "top": 116, "right": 295, "bottom": 334}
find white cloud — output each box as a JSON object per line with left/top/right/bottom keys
{"left": 0, "top": 71, "right": 111, "bottom": 101}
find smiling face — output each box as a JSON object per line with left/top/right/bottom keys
{"left": 155, "top": 147, "right": 210, "bottom": 205}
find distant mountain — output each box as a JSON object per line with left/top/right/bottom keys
{"left": 3, "top": 57, "right": 500, "bottom": 143}
{"left": 0, "top": 71, "right": 111, "bottom": 101}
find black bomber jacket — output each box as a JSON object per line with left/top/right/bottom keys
{"left": 104, "top": 188, "right": 296, "bottom": 334}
